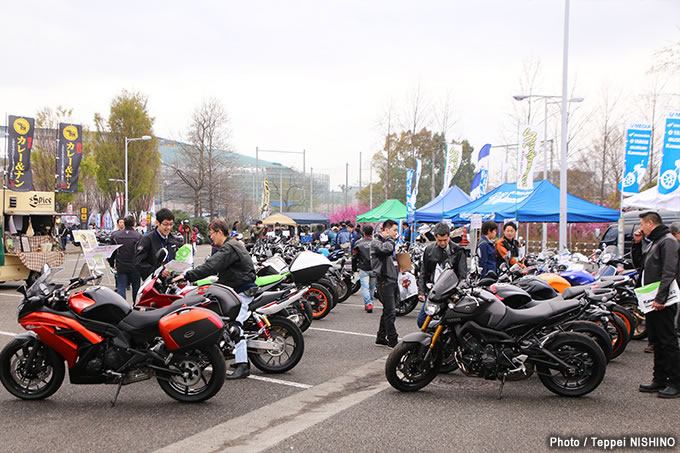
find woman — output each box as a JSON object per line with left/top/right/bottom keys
{"left": 175, "top": 219, "right": 256, "bottom": 379}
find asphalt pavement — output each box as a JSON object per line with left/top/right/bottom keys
{"left": 0, "top": 246, "right": 677, "bottom": 453}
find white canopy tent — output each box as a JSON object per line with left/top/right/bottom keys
{"left": 622, "top": 187, "right": 680, "bottom": 210}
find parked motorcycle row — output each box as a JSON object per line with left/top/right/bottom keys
{"left": 0, "top": 236, "right": 643, "bottom": 405}
{"left": 385, "top": 244, "right": 643, "bottom": 398}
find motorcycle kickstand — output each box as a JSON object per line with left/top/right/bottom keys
{"left": 111, "top": 379, "right": 124, "bottom": 407}
{"left": 497, "top": 374, "right": 506, "bottom": 400}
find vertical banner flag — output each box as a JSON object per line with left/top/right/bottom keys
{"left": 407, "top": 159, "right": 422, "bottom": 214}
{"left": 56, "top": 123, "right": 83, "bottom": 193}
{"left": 517, "top": 125, "right": 542, "bottom": 190}
{"left": 658, "top": 111, "right": 680, "bottom": 195}
{"left": 260, "top": 179, "right": 270, "bottom": 218}
{"left": 7, "top": 115, "right": 35, "bottom": 191}
{"left": 441, "top": 143, "right": 463, "bottom": 194}
{"left": 405, "top": 169, "right": 415, "bottom": 213}
{"left": 470, "top": 144, "right": 491, "bottom": 199}
{"left": 618, "top": 123, "right": 651, "bottom": 195}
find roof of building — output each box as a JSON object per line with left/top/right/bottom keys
{"left": 158, "top": 138, "right": 291, "bottom": 170}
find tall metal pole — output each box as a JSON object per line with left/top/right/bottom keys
{"left": 310, "top": 167, "right": 313, "bottom": 212}
{"left": 359, "top": 152, "right": 362, "bottom": 190}
{"left": 542, "top": 100, "right": 548, "bottom": 251}
{"left": 124, "top": 137, "right": 129, "bottom": 216}
{"left": 280, "top": 172, "right": 283, "bottom": 213}
{"left": 255, "top": 147, "right": 259, "bottom": 210}
{"left": 559, "top": 0, "right": 570, "bottom": 252}
{"left": 369, "top": 162, "right": 373, "bottom": 209}
{"left": 345, "top": 163, "right": 349, "bottom": 207}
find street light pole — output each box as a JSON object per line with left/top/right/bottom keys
{"left": 559, "top": 0, "right": 571, "bottom": 252}
{"left": 124, "top": 135, "right": 152, "bottom": 216}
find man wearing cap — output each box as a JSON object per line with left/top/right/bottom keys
{"left": 634, "top": 211, "right": 680, "bottom": 399}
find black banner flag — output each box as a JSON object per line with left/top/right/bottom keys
{"left": 56, "top": 123, "right": 83, "bottom": 193}
{"left": 7, "top": 115, "right": 35, "bottom": 191}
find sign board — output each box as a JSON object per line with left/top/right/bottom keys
{"left": 80, "top": 207, "right": 88, "bottom": 223}
{"left": 3, "top": 190, "right": 56, "bottom": 215}
{"left": 470, "top": 214, "right": 482, "bottom": 230}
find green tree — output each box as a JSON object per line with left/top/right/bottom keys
{"left": 92, "top": 90, "right": 160, "bottom": 216}
{"left": 357, "top": 129, "right": 474, "bottom": 208}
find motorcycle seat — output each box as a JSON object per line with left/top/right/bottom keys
{"left": 496, "top": 298, "right": 581, "bottom": 329}
{"left": 562, "top": 286, "right": 587, "bottom": 299}
{"left": 250, "top": 290, "right": 288, "bottom": 310}
{"left": 120, "top": 294, "right": 209, "bottom": 332}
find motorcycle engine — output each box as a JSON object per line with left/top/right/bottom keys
{"left": 455, "top": 333, "right": 497, "bottom": 378}
{"left": 104, "top": 346, "right": 132, "bottom": 370}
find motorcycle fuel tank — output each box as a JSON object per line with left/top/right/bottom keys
{"left": 76, "top": 287, "right": 132, "bottom": 323}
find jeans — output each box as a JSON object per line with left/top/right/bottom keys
{"left": 234, "top": 292, "right": 254, "bottom": 364}
{"left": 116, "top": 271, "right": 141, "bottom": 302}
{"left": 647, "top": 304, "right": 680, "bottom": 386}
{"left": 417, "top": 297, "right": 428, "bottom": 328}
{"left": 376, "top": 280, "right": 398, "bottom": 339}
{"left": 359, "top": 269, "right": 376, "bottom": 307}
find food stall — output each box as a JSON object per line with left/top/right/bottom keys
{"left": 1, "top": 190, "right": 64, "bottom": 284}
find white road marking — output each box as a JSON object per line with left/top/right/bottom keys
{"left": 247, "top": 375, "right": 312, "bottom": 389}
{"left": 0, "top": 293, "right": 24, "bottom": 298}
{"left": 338, "top": 302, "right": 382, "bottom": 309}
{"left": 308, "top": 327, "right": 375, "bottom": 338}
{"left": 156, "top": 356, "right": 390, "bottom": 453}
{"left": 0, "top": 331, "right": 17, "bottom": 337}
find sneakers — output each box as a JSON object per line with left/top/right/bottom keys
{"left": 365, "top": 304, "right": 373, "bottom": 313}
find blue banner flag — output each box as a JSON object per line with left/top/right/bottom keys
{"left": 658, "top": 112, "right": 680, "bottom": 195}
{"left": 405, "top": 169, "right": 415, "bottom": 214}
{"left": 619, "top": 123, "right": 652, "bottom": 195}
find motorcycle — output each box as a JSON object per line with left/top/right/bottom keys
{"left": 385, "top": 269, "right": 607, "bottom": 397}
{"left": 135, "top": 261, "right": 306, "bottom": 374}
{"left": 0, "top": 265, "right": 226, "bottom": 404}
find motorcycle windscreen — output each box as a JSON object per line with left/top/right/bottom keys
{"left": 428, "top": 269, "right": 458, "bottom": 302}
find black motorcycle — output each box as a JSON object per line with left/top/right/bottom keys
{"left": 385, "top": 269, "right": 607, "bottom": 397}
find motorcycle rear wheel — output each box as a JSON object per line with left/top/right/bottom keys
{"left": 0, "top": 338, "right": 65, "bottom": 400}
{"left": 350, "top": 280, "right": 361, "bottom": 295}
{"left": 536, "top": 332, "right": 606, "bottom": 397}
{"left": 385, "top": 342, "right": 441, "bottom": 392}
{"left": 317, "top": 278, "right": 338, "bottom": 308}
{"left": 619, "top": 299, "right": 647, "bottom": 340}
{"left": 335, "top": 278, "right": 350, "bottom": 303}
{"left": 611, "top": 305, "right": 636, "bottom": 338}
{"left": 249, "top": 317, "right": 304, "bottom": 373}
{"left": 596, "top": 315, "right": 629, "bottom": 359}
{"left": 157, "top": 344, "right": 225, "bottom": 403}
{"left": 305, "top": 284, "right": 333, "bottom": 320}
{"left": 395, "top": 295, "right": 419, "bottom": 317}
{"left": 562, "top": 320, "right": 613, "bottom": 362}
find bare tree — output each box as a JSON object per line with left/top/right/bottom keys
{"left": 432, "top": 92, "right": 456, "bottom": 198}
{"left": 402, "top": 83, "right": 430, "bottom": 169}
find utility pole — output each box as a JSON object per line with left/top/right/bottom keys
{"left": 345, "top": 163, "right": 349, "bottom": 207}
{"left": 310, "top": 167, "right": 313, "bottom": 212}
{"left": 369, "top": 162, "right": 373, "bottom": 209}
{"left": 359, "top": 152, "right": 362, "bottom": 191}
{"left": 280, "top": 172, "right": 283, "bottom": 213}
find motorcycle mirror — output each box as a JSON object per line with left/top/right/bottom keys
{"left": 156, "top": 248, "right": 168, "bottom": 266}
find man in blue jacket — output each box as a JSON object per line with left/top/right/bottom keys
{"left": 336, "top": 222, "right": 352, "bottom": 254}
{"left": 477, "top": 220, "right": 498, "bottom": 278}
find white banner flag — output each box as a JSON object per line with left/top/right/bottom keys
{"left": 517, "top": 125, "right": 542, "bottom": 190}
{"left": 442, "top": 143, "right": 463, "bottom": 194}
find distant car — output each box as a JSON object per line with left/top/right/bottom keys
{"left": 599, "top": 208, "right": 680, "bottom": 254}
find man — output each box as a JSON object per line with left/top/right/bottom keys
{"left": 336, "top": 222, "right": 351, "bottom": 254}
{"left": 327, "top": 224, "right": 338, "bottom": 248}
{"left": 478, "top": 220, "right": 499, "bottom": 278}
{"left": 110, "top": 216, "right": 142, "bottom": 302}
{"left": 495, "top": 222, "right": 523, "bottom": 268}
{"left": 416, "top": 222, "right": 469, "bottom": 327}
{"left": 671, "top": 222, "right": 680, "bottom": 243}
{"left": 371, "top": 219, "right": 400, "bottom": 347}
{"left": 179, "top": 219, "right": 257, "bottom": 379}
{"left": 116, "top": 218, "right": 125, "bottom": 231}
{"left": 250, "top": 220, "right": 266, "bottom": 243}
{"left": 403, "top": 224, "right": 412, "bottom": 243}
{"left": 633, "top": 211, "right": 680, "bottom": 399}
{"left": 274, "top": 222, "right": 282, "bottom": 237}
{"left": 312, "top": 225, "right": 325, "bottom": 243}
{"left": 134, "top": 208, "right": 179, "bottom": 280}
{"left": 54, "top": 218, "right": 69, "bottom": 251}
{"left": 352, "top": 225, "right": 376, "bottom": 313}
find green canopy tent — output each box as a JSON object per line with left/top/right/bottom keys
{"left": 356, "top": 199, "right": 407, "bottom": 223}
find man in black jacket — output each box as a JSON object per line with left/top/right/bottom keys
{"left": 416, "top": 222, "right": 468, "bottom": 327}
{"left": 633, "top": 211, "right": 680, "bottom": 398}
{"left": 352, "top": 225, "right": 376, "bottom": 313}
{"left": 110, "top": 216, "right": 142, "bottom": 301}
{"left": 178, "top": 219, "right": 257, "bottom": 379}
{"left": 371, "top": 219, "right": 400, "bottom": 347}
{"left": 134, "top": 208, "right": 179, "bottom": 280}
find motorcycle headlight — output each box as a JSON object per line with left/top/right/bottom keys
{"left": 424, "top": 302, "right": 440, "bottom": 316}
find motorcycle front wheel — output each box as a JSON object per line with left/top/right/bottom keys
{"left": 0, "top": 338, "right": 65, "bottom": 400}
{"left": 536, "top": 333, "right": 606, "bottom": 397}
{"left": 619, "top": 299, "right": 646, "bottom": 340}
{"left": 248, "top": 317, "right": 304, "bottom": 373}
{"left": 336, "top": 278, "right": 351, "bottom": 303}
{"left": 157, "top": 344, "right": 225, "bottom": 403}
{"left": 305, "top": 284, "right": 333, "bottom": 320}
{"left": 395, "top": 295, "right": 419, "bottom": 316}
{"left": 385, "top": 342, "right": 441, "bottom": 392}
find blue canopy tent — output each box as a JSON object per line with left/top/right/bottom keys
{"left": 407, "top": 185, "right": 472, "bottom": 223}
{"left": 281, "top": 212, "right": 330, "bottom": 227}
{"left": 444, "top": 180, "right": 620, "bottom": 223}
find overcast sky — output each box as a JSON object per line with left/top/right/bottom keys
{"left": 1, "top": 0, "right": 678, "bottom": 190}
